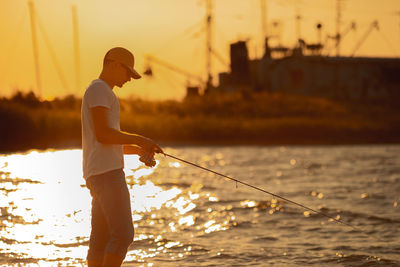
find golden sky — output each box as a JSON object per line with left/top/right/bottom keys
{"left": 0, "top": 0, "right": 399, "bottom": 100}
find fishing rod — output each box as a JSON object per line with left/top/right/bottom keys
{"left": 162, "top": 152, "right": 360, "bottom": 231}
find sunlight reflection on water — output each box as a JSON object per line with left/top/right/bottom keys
{"left": 0, "top": 149, "right": 224, "bottom": 265}
{"left": 0, "top": 146, "right": 399, "bottom": 266}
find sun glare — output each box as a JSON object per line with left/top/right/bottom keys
{"left": 0, "top": 149, "right": 233, "bottom": 264}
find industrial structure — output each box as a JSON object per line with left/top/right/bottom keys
{"left": 144, "top": 0, "right": 400, "bottom": 101}
{"left": 215, "top": 11, "right": 400, "bottom": 101}
{"left": 217, "top": 38, "right": 400, "bottom": 100}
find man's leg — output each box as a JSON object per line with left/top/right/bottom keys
{"left": 87, "top": 259, "right": 102, "bottom": 267}
{"left": 86, "top": 175, "right": 110, "bottom": 265}
{"left": 96, "top": 169, "right": 135, "bottom": 265}
{"left": 103, "top": 252, "right": 125, "bottom": 266}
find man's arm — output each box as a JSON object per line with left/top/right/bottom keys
{"left": 91, "top": 106, "right": 163, "bottom": 153}
{"left": 123, "top": 145, "right": 142, "bottom": 155}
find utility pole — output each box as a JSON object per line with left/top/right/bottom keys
{"left": 295, "top": 8, "right": 302, "bottom": 42}
{"left": 28, "top": 0, "right": 42, "bottom": 97}
{"left": 260, "top": 0, "right": 267, "bottom": 41}
{"left": 72, "top": 5, "right": 81, "bottom": 94}
{"left": 205, "top": 0, "right": 213, "bottom": 91}
{"left": 272, "top": 21, "right": 282, "bottom": 46}
{"left": 397, "top": 11, "right": 400, "bottom": 49}
{"left": 336, "top": 0, "right": 343, "bottom": 57}
{"left": 317, "top": 23, "right": 323, "bottom": 44}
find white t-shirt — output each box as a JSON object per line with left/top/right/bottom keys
{"left": 81, "top": 79, "right": 124, "bottom": 179}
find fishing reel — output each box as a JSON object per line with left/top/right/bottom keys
{"left": 139, "top": 153, "right": 156, "bottom": 167}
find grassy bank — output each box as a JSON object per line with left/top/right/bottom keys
{"left": 1, "top": 91, "right": 399, "bottom": 152}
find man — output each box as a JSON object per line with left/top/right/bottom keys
{"left": 81, "top": 47, "right": 162, "bottom": 266}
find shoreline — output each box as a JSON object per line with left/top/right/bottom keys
{"left": 1, "top": 139, "right": 400, "bottom": 155}
{"left": 2, "top": 92, "right": 399, "bottom": 155}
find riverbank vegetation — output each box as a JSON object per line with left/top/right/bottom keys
{"left": 1, "top": 90, "right": 399, "bottom": 152}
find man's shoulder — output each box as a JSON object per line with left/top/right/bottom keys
{"left": 84, "top": 80, "right": 113, "bottom": 98}
{"left": 82, "top": 79, "right": 117, "bottom": 109}
{"left": 86, "top": 79, "right": 110, "bottom": 92}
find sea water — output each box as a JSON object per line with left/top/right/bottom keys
{"left": 0, "top": 145, "right": 399, "bottom": 266}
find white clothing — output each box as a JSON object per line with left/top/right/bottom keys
{"left": 81, "top": 79, "right": 124, "bottom": 179}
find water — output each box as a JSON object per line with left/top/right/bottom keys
{"left": 0, "top": 145, "right": 399, "bottom": 266}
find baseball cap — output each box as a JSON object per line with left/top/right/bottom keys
{"left": 104, "top": 47, "right": 141, "bottom": 79}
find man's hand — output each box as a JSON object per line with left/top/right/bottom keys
{"left": 141, "top": 137, "right": 164, "bottom": 154}
{"left": 138, "top": 147, "right": 156, "bottom": 167}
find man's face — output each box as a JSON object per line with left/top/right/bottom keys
{"left": 115, "top": 62, "right": 132, "bottom": 88}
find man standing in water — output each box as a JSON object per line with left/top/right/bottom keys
{"left": 81, "top": 47, "right": 162, "bottom": 266}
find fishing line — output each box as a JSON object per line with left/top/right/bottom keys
{"left": 162, "top": 152, "right": 361, "bottom": 231}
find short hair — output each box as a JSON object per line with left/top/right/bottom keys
{"left": 103, "top": 58, "right": 113, "bottom": 67}
{"left": 103, "top": 50, "right": 114, "bottom": 67}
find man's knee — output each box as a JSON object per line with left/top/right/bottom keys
{"left": 123, "top": 226, "right": 134, "bottom": 246}
{"left": 112, "top": 225, "right": 134, "bottom": 249}
{"left": 106, "top": 226, "right": 134, "bottom": 259}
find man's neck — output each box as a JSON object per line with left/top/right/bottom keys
{"left": 99, "top": 72, "right": 115, "bottom": 89}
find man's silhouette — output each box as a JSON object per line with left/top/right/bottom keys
{"left": 81, "top": 47, "right": 162, "bottom": 266}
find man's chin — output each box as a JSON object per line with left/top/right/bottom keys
{"left": 117, "top": 81, "right": 128, "bottom": 88}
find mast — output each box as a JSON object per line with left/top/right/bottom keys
{"left": 205, "top": 0, "right": 213, "bottom": 91}
{"left": 28, "top": 0, "right": 42, "bottom": 97}
{"left": 72, "top": 5, "right": 81, "bottom": 94}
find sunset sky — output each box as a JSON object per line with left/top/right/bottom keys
{"left": 0, "top": 0, "right": 399, "bottom": 100}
